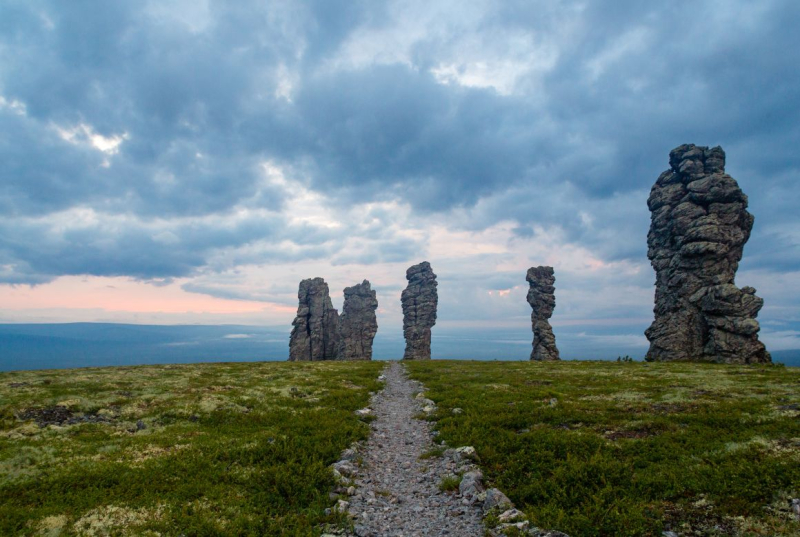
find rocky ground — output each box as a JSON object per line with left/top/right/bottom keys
{"left": 340, "top": 361, "right": 484, "bottom": 537}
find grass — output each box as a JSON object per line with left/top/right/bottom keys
{"left": 0, "top": 360, "right": 383, "bottom": 536}
{"left": 438, "top": 473, "right": 462, "bottom": 493}
{"left": 406, "top": 360, "right": 800, "bottom": 537}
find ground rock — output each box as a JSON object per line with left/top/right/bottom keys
{"left": 333, "top": 460, "right": 358, "bottom": 478}
{"left": 483, "top": 488, "right": 513, "bottom": 513}
{"left": 456, "top": 445, "right": 479, "bottom": 461}
{"left": 526, "top": 266, "right": 560, "bottom": 361}
{"left": 337, "top": 280, "right": 379, "bottom": 361}
{"left": 459, "top": 470, "right": 484, "bottom": 501}
{"left": 289, "top": 277, "right": 340, "bottom": 361}
{"left": 340, "top": 448, "right": 358, "bottom": 461}
{"left": 498, "top": 508, "right": 526, "bottom": 523}
{"left": 401, "top": 262, "right": 438, "bottom": 360}
{"left": 645, "top": 144, "right": 770, "bottom": 363}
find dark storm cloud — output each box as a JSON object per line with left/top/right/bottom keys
{"left": 0, "top": 0, "right": 798, "bottom": 285}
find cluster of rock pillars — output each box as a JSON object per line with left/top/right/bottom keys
{"left": 288, "top": 144, "right": 771, "bottom": 364}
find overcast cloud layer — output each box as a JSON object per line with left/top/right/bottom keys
{"left": 1, "top": 0, "right": 799, "bottom": 358}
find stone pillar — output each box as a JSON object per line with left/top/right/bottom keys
{"left": 288, "top": 277, "right": 339, "bottom": 361}
{"left": 526, "top": 266, "right": 560, "bottom": 361}
{"left": 337, "top": 280, "right": 379, "bottom": 361}
{"left": 645, "top": 144, "right": 770, "bottom": 363}
{"left": 401, "top": 262, "right": 438, "bottom": 360}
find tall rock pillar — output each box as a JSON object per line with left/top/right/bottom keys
{"left": 288, "top": 277, "right": 340, "bottom": 361}
{"left": 645, "top": 144, "right": 770, "bottom": 363}
{"left": 337, "top": 280, "right": 379, "bottom": 361}
{"left": 401, "top": 262, "right": 438, "bottom": 360}
{"left": 526, "top": 266, "right": 560, "bottom": 361}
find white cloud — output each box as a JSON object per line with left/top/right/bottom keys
{"left": 54, "top": 123, "right": 128, "bottom": 155}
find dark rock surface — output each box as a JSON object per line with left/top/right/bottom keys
{"left": 401, "top": 262, "right": 438, "bottom": 360}
{"left": 338, "top": 280, "right": 379, "bottom": 361}
{"left": 289, "top": 277, "right": 340, "bottom": 361}
{"left": 526, "top": 266, "right": 560, "bottom": 361}
{"left": 645, "top": 144, "right": 770, "bottom": 363}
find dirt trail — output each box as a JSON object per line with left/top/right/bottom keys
{"left": 346, "top": 361, "right": 483, "bottom": 537}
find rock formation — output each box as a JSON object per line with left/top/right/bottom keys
{"left": 526, "top": 266, "right": 560, "bottom": 361}
{"left": 288, "top": 277, "right": 340, "bottom": 361}
{"left": 645, "top": 144, "right": 770, "bottom": 363}
{"left": 337, "top": 280, "right": 379, "bottom": 361}
{"left": 402, "top": 262, "right": 438, "bottom": 360}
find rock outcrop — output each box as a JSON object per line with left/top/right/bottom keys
{"left": 645, "top": 144, "right": 770, "bottom": 363}
{"left": 526, "top": 266, "right": 560, "bottom": 361}
{"left": 402, "top": 262, "right": 438, "bottom": 360}
{"left": 337, "top": 280, "right": 379, "bottom": 361}
{"left": 288, "top": 277, "right": 340, "bottom": 361}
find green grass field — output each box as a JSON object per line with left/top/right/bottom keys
{"left": 0, "top": 361, "right": 383, "bottom": 536}
{"left": 406, "top": 360, "right": 800, "bottom": 537}
{"left": 3, "top": 360, "right": 799, "bottom": 536}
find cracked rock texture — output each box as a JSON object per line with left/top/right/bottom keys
{"left": 526, "top": 266, "right": 560, "bottom": 361}
{"left": 337, "top": 280, "right": 379, "bottom": 361}
{"left": 288, "top": 277, "right": 340, "bottom": 361}
{"left": 645, "top": 144, "right": 770, "bottom": 363}
{"left": 402, "top": 262, "right": 438, "bottom": 360}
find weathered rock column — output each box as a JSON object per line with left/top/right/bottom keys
{"left": 645, "top": 144, "right": 770, "bottom": 363}
{"left": 288, "top": 277, "right": 340, "bottom": 361}
{"left": 337, "top": 280, "right": 379, "bottom": 361}
{"left": 526, "top": 266, "right": 560, "bottom": 361}
{"left": 401, "top": 262, "right": 438, "bottom": 360}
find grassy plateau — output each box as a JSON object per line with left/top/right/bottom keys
{"left": 0, "top": 361, "right": 383, "bottom": 536}
{"left": 407, "top": 360, "right": 800, "bottom": 537}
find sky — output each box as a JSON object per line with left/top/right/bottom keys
{"left": 1, "top": 0, "right": 799, "bottom": 359}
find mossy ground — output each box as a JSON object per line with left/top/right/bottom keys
{"left": 0, "top": 361, "right": 383, "bottom": 536}
{"left": 406, "top": 360, "right": 800, "bottom": 537}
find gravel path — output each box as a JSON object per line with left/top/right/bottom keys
{"left": 346, "top": 361, "right": 484, "bottom": 537}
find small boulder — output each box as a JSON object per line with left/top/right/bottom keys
{"left": 459, "top": 470, "right": 484, "bottom": 501}
{"left": 456, "top": 445, "right": 479, "bottom": 461}
{"left": 340, "top": 448, "right": 358, "bottom": 461}
{"left": 483, "top": 488, "right": 513, "bottom": 513}
{"left": 498, "top": 508, "right": 526, "bottom": 523}
{"left": 334, "top": 499, "right": 350, "bottom": 513}
{"left": 333, "top": 460, "right": 358, "bottom": 477}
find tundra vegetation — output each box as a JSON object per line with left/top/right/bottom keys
{"left": 407, "top": 360, "right": 800, "bottom": 536}
{"left": 0, "top": 361, "right": 382, "bottom": 536}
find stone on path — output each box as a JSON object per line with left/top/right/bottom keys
{"left": 402, "top": 262, "right": 438, "bottom": 360}
{"left": 526, "top": 266, "right": 560, "bottom": 361}
{"left": 346, "top": 362, "right": 483, "bottom": 535}
{"left": 645, "top": 144, "right": 770, "bottom": 363}
{"left": 289, "top": 277, "right": 339, "bottom": 361}
{"left": 338, "top": 280, "right": 379, "bottom": 361}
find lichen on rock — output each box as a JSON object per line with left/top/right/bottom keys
{"left": 645, "top": 144, "right": 770, "bottom": 363}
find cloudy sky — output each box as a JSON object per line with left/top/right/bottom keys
{"left": 1, "top": 0, "right": 799, "bottom": 359}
